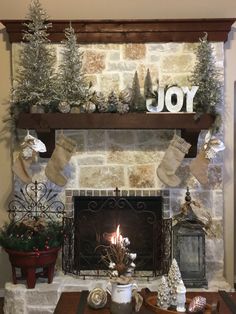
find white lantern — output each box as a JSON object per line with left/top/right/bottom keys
{"left": 176, "top": 280, "right": 186, "bottom": 312}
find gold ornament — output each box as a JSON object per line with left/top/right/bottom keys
{"left": 87, "top": 288, "right": 107, "bottom": 309}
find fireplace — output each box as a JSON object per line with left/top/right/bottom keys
{"left": 62, "top": 189, "right": 172, "bottom": 278}
{"left": 7, "top": 17, "right": 231, "bottom": 287}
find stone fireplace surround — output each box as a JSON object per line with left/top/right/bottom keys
{"left": 2, "top": 18, "right": 235, "bottom": 314}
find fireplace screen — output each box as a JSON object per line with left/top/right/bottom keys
{"left": 62, "top": 194, "right": 172, "bottom": 277}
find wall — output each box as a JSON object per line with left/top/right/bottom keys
{"left": 0, "top": 0, "right": 235, "bottom": 289}
{"left": 0, "top": 25, "right": 13, "bottom": 290}
{"left": 0, "top": 0, "right": 236, "bottom": 19}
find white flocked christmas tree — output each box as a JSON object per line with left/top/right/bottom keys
{"left": 156, "top": 276, "right": 170, "bottom": 309}
{"left": 57, "top": 24, "right": 89, "bottom": 112}
{"left": 12, "top": 0, "right": 56, "bottom": 114}
{"left": 167, "top": 258, "right": 182, "bottom": 306}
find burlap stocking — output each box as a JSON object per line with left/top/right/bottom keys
{"left": 189, "top": 149, "right": 210, "bottom": 185}
{"left": 156, "top": 134, "right": 191, "bottom": 187}
{"left": 12, "top": 137, "right": 38, "bottom": 184}
{"left": 12, "top": 152, "right": 36, "bottom": 184}
{"left": 45, "top": 134, "right": 76, "bottom": 187}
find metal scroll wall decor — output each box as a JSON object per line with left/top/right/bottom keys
{"left": 8, "top": 181, "right": 65, "bottom": 223}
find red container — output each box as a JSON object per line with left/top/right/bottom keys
{"left": 5, "top": 247, "right": 60, "bottom": 289}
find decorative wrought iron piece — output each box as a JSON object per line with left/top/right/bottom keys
{"left": 8, "top": 181, "right": 65, "bottom": 223}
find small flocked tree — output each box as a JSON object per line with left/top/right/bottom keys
{"left": 156, "top": 276, "right": 170, "bottom": 309}
{"left": 130, "top": 71, "right": 145, "bottom": 112}
{"left": 12, "top": 0, "right": 56, "bottom": 113}
{"left": 57, "top": 24, "right": 88, "bottom": 111}
{"left": 189, "top": 33, "right": 222, "bottom": 130}
{"left": 167, "top": 258, "right": 182, "bottom": 306}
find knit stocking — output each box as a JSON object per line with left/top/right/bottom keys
{"left": 45, "top": 134, "right": 76, "bottom": 187}
{"left": 189, "top": 149, "right": 210, "bottom": 185}
{"left": 156, "top": 134, "right": 191, "bottom": 187}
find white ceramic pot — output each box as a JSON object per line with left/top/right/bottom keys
{"left": 107, "top": 282, "right": 138, "bottom": 314}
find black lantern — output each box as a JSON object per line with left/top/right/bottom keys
{"left": 173, "top": 188, "right": 207, "bottom": 288}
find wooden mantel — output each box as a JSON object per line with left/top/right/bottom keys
{"left": 1, "top": 19, "right": 235, "bottom": 43}
{"left": 16, "top": 113, "right": 214, "bottom": 158}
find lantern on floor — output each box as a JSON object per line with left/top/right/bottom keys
{"left": 172, "top": 188, "right": 208, "bottom": 288}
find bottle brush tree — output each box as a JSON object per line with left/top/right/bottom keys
{"left": 130, "top": 71, "right": 145, "bottom": 112}
{"left": 144, "top": 68, "right": 153, "bottom": 98}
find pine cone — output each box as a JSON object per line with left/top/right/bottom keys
{"left": 117, "top": 102, "right": 129, "bottom": 114}
{"left": 82, "top": 101, "right": 96, "bottom": 113}
{"left": 58, "top": 101, "right": 71, "bottom": 113}
{"left": 119, "top": 88, "right": 132, "bottom": 104}
{"left": 107, "top": 91, "right": 119, "bottom": 113}
{"left": 188, "top": 296, "right": 206, "bottom": 313}
{"left": 94, "top": 92, "right": 108, "bottom": 113}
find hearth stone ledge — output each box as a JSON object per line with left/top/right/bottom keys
{"left": 3, "top": 274, "right": 232, "bottom": 314}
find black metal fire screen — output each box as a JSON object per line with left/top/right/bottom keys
{"left": 63, "top": 194, "right": 171, "bottom": 277}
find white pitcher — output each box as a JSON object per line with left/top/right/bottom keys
{"left": 107, "top": 282, "right": 138, "bottom": 314}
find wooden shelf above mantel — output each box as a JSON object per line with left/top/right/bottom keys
{"left": 1, "top": 19, "right": 235, "bottom": 43}
{"left": 16, "top": 113, "right": 214, "bottom": 158}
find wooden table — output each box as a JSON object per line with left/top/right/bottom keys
{"left": 54, "top": 291, "right": 236, "bottom": 314}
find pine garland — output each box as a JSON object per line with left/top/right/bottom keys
{"left": 0, "top": 219, "right": 63, "bottom": 252}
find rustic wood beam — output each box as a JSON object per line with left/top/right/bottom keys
{"left": 16, "top": 113, "right": 214, "bottom": 158}
{"left": 1, "top": 19, "right": 235, "bottom": 43}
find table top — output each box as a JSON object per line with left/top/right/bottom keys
{"left": 54, "top": 291, "right": 236, "bottom": 314}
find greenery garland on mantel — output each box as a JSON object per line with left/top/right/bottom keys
{"left": 10, "top": 0, "right": 222, "bottom": 134}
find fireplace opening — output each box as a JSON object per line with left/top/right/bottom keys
{"left": 62, "top": 192, "right": 172, "bottom": 277}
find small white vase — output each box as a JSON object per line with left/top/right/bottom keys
{"left": 107, "top": 282, "right": 138, "bottom": 314}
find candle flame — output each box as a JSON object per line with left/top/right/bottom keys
{"left": 111, "top": 225, "right": 123, "bottom": 245}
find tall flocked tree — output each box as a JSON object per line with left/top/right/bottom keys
{"left": 57, "top": 24, "right": 88, "bottom": 111}
{"left": 144, "top": 68, "right": 153, "bottom": 98}
{"left": 130, "top": 71, "right": 145, "bottom": 112}
{"left": 189, "top": 33, "right": 222, "bottom": 131}
{"left": 12, "top": 0, "right": 56, "bottom": 113}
